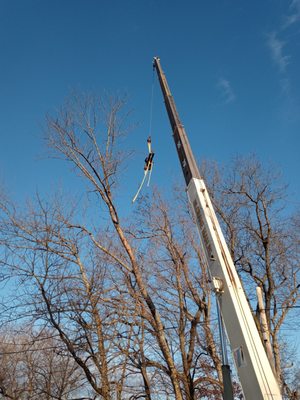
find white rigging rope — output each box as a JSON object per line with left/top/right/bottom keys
{"left": 132, "top": 170, "right": 148, "bottom": 203}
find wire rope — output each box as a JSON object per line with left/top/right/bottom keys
{"left": 132, "top": 68, "right": 156, "bottom": 203}
{"left": 148, "top": 66, "right": 155, "bottom": 138}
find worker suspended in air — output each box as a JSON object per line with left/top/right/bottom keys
{"left": 132, "top": 136, "right": 155, "bottom": 203}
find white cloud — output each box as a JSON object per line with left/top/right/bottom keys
{"left": 267, "top": 32, "right": 290, "bottom": 73}
{"left": 217, "top": 78, "right": 236, "bottom": 104}
{"left": 283, "top": 0, "right": 300, "bottom": 28}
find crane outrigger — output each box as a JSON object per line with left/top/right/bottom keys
{"left": 153, "top": 57, "right": 282, "bottom": 400}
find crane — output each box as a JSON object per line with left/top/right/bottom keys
{"left": 153, "top": 57, "right": 282, "bottom": 400}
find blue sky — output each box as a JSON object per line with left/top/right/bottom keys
{"left": 1, "top": 0, "right": 300, "bottom": 206}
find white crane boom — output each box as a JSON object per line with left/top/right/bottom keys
{"left": 153, "top": 57, "right": 282, "bottom": 400}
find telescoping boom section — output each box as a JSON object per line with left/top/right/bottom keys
{"left": 153, "top": 57, "right": 282, "bottom": 400}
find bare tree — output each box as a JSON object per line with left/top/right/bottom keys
{"left": 0, "top": 93, "right": 222, "bottom": 399}
{"left": 201, "top": 156, "right": 300, "bottom": 398}
{"left": 0, "top": 326, "right": 84, "bottom": 399}
{"left": 132, "top": 192, "right": 224, "bottom": 397}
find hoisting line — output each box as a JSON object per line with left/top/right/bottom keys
{"left": 147, "top": 68, "right": 155, "bottom": 187}
{"left": 132, "top": 69, "right": 155, "bottom": 203}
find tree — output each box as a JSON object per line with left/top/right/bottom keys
{"left": 0, "top": 93, "right": 224, "bottom": 399}
{"left": 201, "top": 156, "right": 300, "bottom": 398}
{"left": 126, "top": 191, "right": 230, "bottom": 399}
{"left": 0, "top": 326, "right": 84, "bottom": 399}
